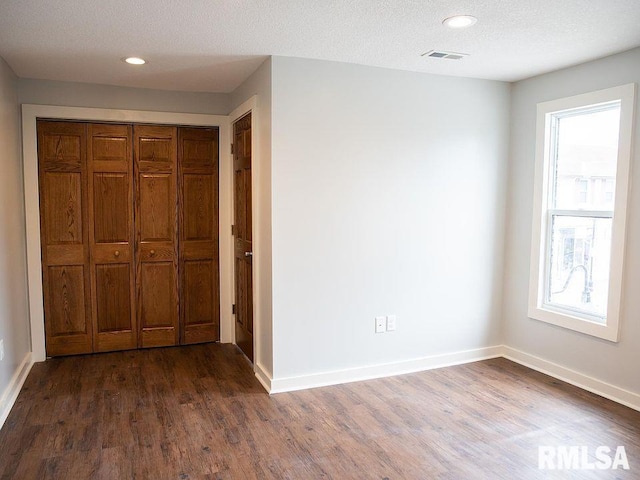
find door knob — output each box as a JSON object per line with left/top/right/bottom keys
{"left": 244, "top": 251, "right": 253, "bottom": 257}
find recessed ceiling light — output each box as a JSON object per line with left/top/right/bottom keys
{"left": 442, "top": 15, "right": 477, "bottom": 29}
{"left": 124, "top": 57, "right": 146, "bottom": 65}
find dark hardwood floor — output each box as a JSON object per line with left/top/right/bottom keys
{"left": 0, "top": 344, "right": 638, "bottom": 479}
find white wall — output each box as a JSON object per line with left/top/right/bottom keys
{"left": 0, "top": 58, "right": 31, "bottom": 407}
{"left": 505, "top": 47, "right": 640, "bottom": 394}
{"left": 18, "top": 78, "right": 229, "bottom": 115}
{"left": 230, "top": 58, "right": 274, "bottom": 377}
{"left": 270, "top": 57, "right": 510, "bottom": 380}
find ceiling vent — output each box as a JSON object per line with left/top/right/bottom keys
{"left": 422, "top": 50, "right": 469, "bottom": 60}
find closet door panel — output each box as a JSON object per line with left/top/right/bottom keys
{"left": 95, "top": 264, "right": 132, "bottom": 332}
{"left": 88, "top": 124, "right": 136, "bottom": 352}
{"left": 178, "top": 127, "right": 220, "bottom": 344}
{"left": 135, "top": 125, "right": 179, "bottom": 348}
{"left": 139, "top": 174, "right": 173, "bottom": 241}
{"left": 38, "top": 121, "right": 93, "bottom": 356}
{"left": 183, "top": 175, "right": 213, "bottom": 240}
{"left": 140, "top": 263, "right": 175, "bottom": 326}
{"left": 139, "top": 137, "right": 172, "bottom": 164}
{"left": 183, "top": 259, "right": 215, "bottom": 325}
{"left": 92, "top": 136, "right": 127, "bottom": 163}
{"left": 47, "top": 265, "right": 88, "bottom": 337}
{"left": 93, "top": 173, "right": 129, "bottom": 243}
{"left": 43, "top": 172, "right": 83, "bottom": 244}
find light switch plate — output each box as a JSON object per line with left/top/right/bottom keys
{"left": 375, "top": 316, "right": 386, "bottom": 333}
{"left": 386, "top": 315, "right": 397, "bottom": 331}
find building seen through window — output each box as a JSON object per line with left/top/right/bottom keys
{"left": 546, "top": 106, "right": 619, "bottom": 320}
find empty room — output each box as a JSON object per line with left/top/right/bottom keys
{"left": 0, "top": 1, "right": 639, "bottom": 478}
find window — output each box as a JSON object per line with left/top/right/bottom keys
{"left": 604, "top": 179, "right": 615, "bottom": 203}
{"left": 575, "top": 179, "right": 588, "bottom": 204}
{"left": 528, "top": 84, "right": 636, "bottom": 341}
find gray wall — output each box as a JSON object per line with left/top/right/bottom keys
{"left": 230, "top": 58, "right": 274, "bottom": 377}
{"left": 269, "top": 57, "right": 510, "bottom": 379}
{"left": 18, "top": 78, "right": 230, "bottom": 115}
{"left": 0, "top": 58, "right": 30, "bottom": 404}
{"left": 504, "top": 47, "right": 640, "bottom": 393}
{"left": 8, "top": 46, "right": 639, "bottom": 398}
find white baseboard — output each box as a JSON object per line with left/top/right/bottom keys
{"left": 3, "top": 345, "right": 637, "bottom": 427}
{"left": 254, "top": 363, "right": 272, "bottom": 392}
{"left": 0, "top": 352, "right": 34, "bottom": 429}
{"left": 268, "top": 345, "right": 503, "bottom": 394}
{"left": 503, "top": 346, "right": 640, "bottom": 412}
{"left": 262, "top": 345, "right": 640, "bottom": 412}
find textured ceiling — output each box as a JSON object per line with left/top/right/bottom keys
{"left": 1, "top": 0, "right": 639, "bottom": 93}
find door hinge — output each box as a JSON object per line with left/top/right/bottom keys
{"left": 231, "top": 224, "right": 235, "bottom": 236}
{"left": 231, "top": 143, "right": 234, "bottom": 154}
{"left": 232, "top": 304, "right": 236, "bottom": 315}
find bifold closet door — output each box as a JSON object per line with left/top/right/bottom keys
{"left": 134, "top": 125, "right": 179, "bottom": 348}
{"left": 38, "top": 121, "right": 220, "bottom": 356}
{"left": 37, "top": 121, "right": 93, "bottom": 356}
{"left": 178, "top": 127, "right": 220, "bottom": 344}
{"left": 88, "top": 124, "right": 137, "bottom": 352}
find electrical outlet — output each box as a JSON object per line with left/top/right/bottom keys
{"left": 375, "top": 316, "right": 386, "bottom": 334}
{"left": 386, "top": 315, "right": 397, "bottom": 331}
{"left": 0, "top": 339, "right": 4, "bottom": 361}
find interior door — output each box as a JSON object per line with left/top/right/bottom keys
{"left": 178, "top": 127, "right": 220, "bottom": 344}
{"left": 37, "top": 121, "right": 93, "bottom": 356}
{"left": 233, "top": 113, "right": 253, "bottom": 361}
{"left": 134, "top": 125, "right": 179, "bottom": 348}
{"left": 88, "top": 123, "right": 137, "bottom": 352}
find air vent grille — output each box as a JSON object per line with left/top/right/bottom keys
{"left": 422, "top": 50, "right": 469, "bottom": 60}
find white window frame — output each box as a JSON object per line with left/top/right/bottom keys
{"left": 528, "top": 84, "right": 636, "bottom": 342}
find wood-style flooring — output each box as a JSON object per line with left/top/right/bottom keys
{"left": 0, "top": 344, "right": 638, "bottom": 479}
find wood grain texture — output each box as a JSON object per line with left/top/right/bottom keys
{"left": 95, "top": 264, "right": 132, "bottom": 333}
{"left": 46, "top": 266, "right": 88, "bottom": 336}
{"left": 1, "top": 350, "right": 638, "bottom": 479}
{"left": 139, "top": 174, "right": 173, "bottom": 241}
{"left": 183, "top": 260, "right": 215, "bottom": 325}
{"left": 92, "top": 173, "right": 128, "bottom": 243}
{"left": 233, "top": 114, "right": 253, "bottom": 361}
{"left": 39, "top": 121, "right": 220, "bottom": 356}
{"left": 183, "top": 175, "right": 214, "bottom": 240}
{"left": 134, "top": 125, "right": 179, "bottom": 348}
{"left": 88, "top": 123, "right": 137, "bottom": 352}
{"left": 38, "top": 120, "right": 93, "bottom": 356}
{"left": 140, "top": 262, "right": 175, "bottom": 328}
{"left": 43, "top": 173, "right": 83, "bottom": 244}
{"left": 178, "top": 127, "right": 220, "bottom": 345}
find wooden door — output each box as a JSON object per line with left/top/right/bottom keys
{"left": 88, "top": 124, "right": 137, "bottom": 352}
{"left": 233, "top": 113, "right": 253, "bottom": 361}
{"left": 178, "top": 127, "right": 220, "bottom": 344}
{"left": 37, "top": 121, "right": 93, "bottom": 356}
{"left": 134, "top": 125, "right": 179, "bottom": 348}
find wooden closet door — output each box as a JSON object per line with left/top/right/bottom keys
{"left": 37, "top": 121, "right": 93, "bottom": 356}
{"left": 178, "top": 127, "right": 220, "bottom": 344}
{"left": 88, "top": 124, "right": 136, "bottom": 352}
{"left": 134, "top": 125, "right": 179, "bottom": 348}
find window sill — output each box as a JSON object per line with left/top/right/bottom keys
{"left": 527, "top": 305, "right": 620, "bottom": 342}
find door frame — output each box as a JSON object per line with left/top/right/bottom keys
{"left": 228, "top": 96, "right": 260, "bottom": 368}
{"left": 22, "top": 104, "right": 232, "bottom": 361}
